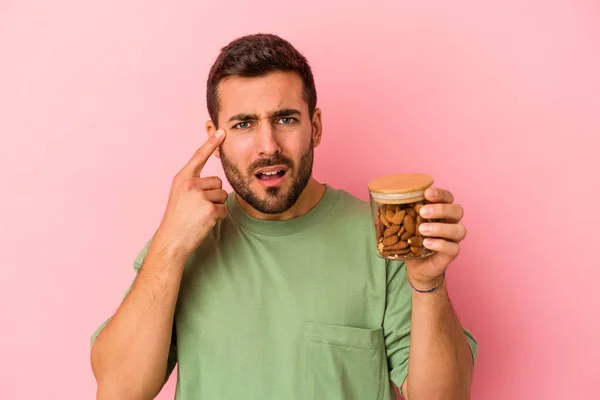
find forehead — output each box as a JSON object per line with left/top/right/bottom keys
{"left": 217, "top": 71, "right": 306, "bottom": 119}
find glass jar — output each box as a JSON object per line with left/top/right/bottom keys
{"left": 367, "top": 173, "right": 436, "bottom": 261}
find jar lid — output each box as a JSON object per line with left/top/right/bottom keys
{"left": 367, "top": 173, "right": 434, "bottom": 194}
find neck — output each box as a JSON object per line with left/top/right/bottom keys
{"left": 236, "top": 177, "right": 326, "bottom": 221}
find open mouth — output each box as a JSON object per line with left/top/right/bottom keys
{"left": 256, "top": 170, "right": 286, "bottom": 181}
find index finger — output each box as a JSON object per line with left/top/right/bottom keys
{"left": 424, "top": 187, "right": 454, "bottom": 204}
{"left": 180, "top": 129, "right": 226, "bottom": 177}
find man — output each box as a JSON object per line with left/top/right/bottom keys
{"left": 90, "top": 33, "right": 478, "bottom": 400}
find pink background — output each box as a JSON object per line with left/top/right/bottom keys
{"left": 1, "top": 1, "right": 599, "bottom": 399}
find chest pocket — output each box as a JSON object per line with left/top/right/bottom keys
{"left": 301, "top": 321, "right": 387, "bottom": 400}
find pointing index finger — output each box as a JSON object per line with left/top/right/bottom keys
{"left": 181, "top": 129, "right": 226, "bottom": 177}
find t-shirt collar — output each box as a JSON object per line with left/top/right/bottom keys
{"left": 227, "top": 184, "right": 339, "bottom": 237}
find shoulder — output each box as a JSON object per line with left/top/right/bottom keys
{"left": 321, "top": 186, "right": 377, "bottom": 244}
{"left": 327, "top": 187, "right": 373, "bottom": 224}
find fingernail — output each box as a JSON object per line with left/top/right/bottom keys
{"left": 419, "top": 223, "right": 431, "bottom": 234}
{"left": 423, "top": 238, "right": 435, "bottom": 248}
{"left": 421, "top": 206, "right": 433, "bottom": 217}
{"left": 215, "top": 129, "right": 224, "bottom": 138}
{"left": 427, "top": 188, "right": 438, "bottom": 197}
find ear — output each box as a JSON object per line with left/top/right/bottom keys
{"left": 311, "top": 108, "right": 323, "bottom": 148}
{"left": 205, "top": 119, "right": 221, "bottom": 158}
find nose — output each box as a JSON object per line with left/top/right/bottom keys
{"left": 255, "top": 120, "right": 281, "bottom": 156}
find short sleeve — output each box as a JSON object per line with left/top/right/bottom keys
{"left": 382, "top": 260, "right": 479, "bottom": 396}
{"left": 89, "top": 238, "right": 178, "bottom": 382}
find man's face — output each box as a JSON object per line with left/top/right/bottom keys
{"left": 212, "top": 71, "right": 321, "bottom": 214}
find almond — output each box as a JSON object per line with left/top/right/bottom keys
{"left": 391, "top": 209, "right": 406, "bottom": 225}
{"left": 382, "top": 235, "right": 400, "bottom": 246}
{"left": 383, "top": 241, "right": 409, "bottom": 251}
{"left": 375, "top": 219, "right": 384, "bottom": 239}
{"left": 385, "top": 209, "right": 396, "bottom": 224}
{"left": 383, "top": 224, "right": 401, "bottom": 237}
{"left": 382, "top": 247, "right": 411, "bottom": 257}
{"left": 410, "top": 246, "right": 422, "bottom": 255}
{"left": 397, "top": 226, "right": 406, "bottom": 237}
{"left": 400, "top": 230, "right": 412, "bottom": 241}
{"left": 414, "top": 203, "right": 423, "bottom": 214}
{"left": 407, "top": 208, "right": 417, "bottom": 219}
{"left": 408, "top": 236, "right": 424, "bottom": 247}
{"left": 404, "top": 215, "right": 415, "bottom": 235}
{"left": 380, "top": 212, "right": 391, "bottom": 228}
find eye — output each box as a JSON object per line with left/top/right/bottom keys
{"left": 233, "top": 121, "right": 251, "bottom": 129}
{"left": 277, "top": 117, "right": 296, "bottom": 125}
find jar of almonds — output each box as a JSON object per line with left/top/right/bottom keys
{"left": 367, "top": 173, "right": 436, "bottom": 260}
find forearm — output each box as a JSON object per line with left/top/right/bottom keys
{"left": 403, "top": 280, "right": 473, "bottom": 400}
{"left": 91, "top": 242, "right": 187, "bottom": 400}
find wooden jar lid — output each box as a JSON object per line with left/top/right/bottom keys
{"left": 368, "top": 173, "right": 434, "bottom": 194}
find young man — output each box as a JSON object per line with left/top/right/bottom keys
{"left": 90, "top": 33, "right": 478, "bottom": 400}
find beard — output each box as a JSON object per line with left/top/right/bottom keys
{"left": 219, "top": 142, "right": 314, "bottom": 215}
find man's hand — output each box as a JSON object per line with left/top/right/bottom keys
{"left": 153, "top": 129, "right": 228, "bottom": 258}
{"left": 91, "top": 131, "right": 228, "bottom": 399}
{"left": 405, "top": 187, "right": 467, "bottom": 289}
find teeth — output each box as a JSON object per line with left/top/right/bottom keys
{"left": 260, "top": 170, "right": 282, "bottom": 176}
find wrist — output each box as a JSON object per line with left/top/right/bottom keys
{"left": 149, "top": 235, "right": 193, "bottom": 265}
{"left": 406, "top": 271, "right": 446, "bottom": 293}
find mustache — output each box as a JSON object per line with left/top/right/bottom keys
{"left": 249, "top": 154, "right": 294, "bottom": 172}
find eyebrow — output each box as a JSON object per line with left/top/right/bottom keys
{"left": 228, "top": 108, "right": 302, "bottom": 123}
